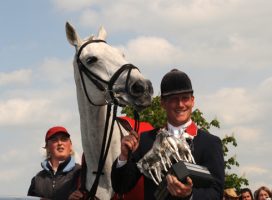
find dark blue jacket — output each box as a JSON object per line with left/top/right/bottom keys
{"left": 111, "top": 128, "right": 225, "bottom": 200}
{"left": 28, "top": 156, "right": 81, "bottom": 200}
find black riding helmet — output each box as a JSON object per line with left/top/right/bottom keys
{"left": 160, "top": 69, "right": 193, "bottom": 97}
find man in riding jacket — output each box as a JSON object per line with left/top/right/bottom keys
{"left": 28, "top": 126, "right": 83, "bottom": 200}
{"left": 111, "top": 69, "right": 225, "bottom": 199}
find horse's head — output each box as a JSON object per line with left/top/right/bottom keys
{"left": 65, "top": 22, "right": 153, "bottom": 111}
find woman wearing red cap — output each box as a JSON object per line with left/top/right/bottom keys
{"left": 28, "top": 126, "right": 83, "bottom": 200}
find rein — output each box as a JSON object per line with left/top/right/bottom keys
{"left": 76, "top": 39, "right": 140, "bottom": 200}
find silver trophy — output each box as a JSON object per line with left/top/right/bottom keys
{"left": 137, "top": 128, "right": 195, "bottom": 185}
{"left": 137, "top": 128, "right": 214, "bottom": 200}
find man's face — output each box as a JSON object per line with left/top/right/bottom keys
{"left": 161, "top": 93, "right": 194, "bottom": 126}
{"left": 46, "top": 133, "right": 72, "bottom": 161}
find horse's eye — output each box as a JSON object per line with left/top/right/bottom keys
{"left": 86, "top": 56, "right": 98, "bottom": 65}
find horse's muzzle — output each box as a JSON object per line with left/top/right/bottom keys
{"left": 129, "top": 79, "right": 153, "bottom": 98}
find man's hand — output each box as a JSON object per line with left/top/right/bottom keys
{"left": 166, "top": 175, "right": 193, "bottom": 198}
{"left": 68, "top": 190, "right": 84, "bottom": 200}
{"left": 119, "top": 130, "right": 139, "bottom": 161}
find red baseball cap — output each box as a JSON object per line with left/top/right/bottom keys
{"left": 45, "top": 126, "right": 70, "bottom": 142}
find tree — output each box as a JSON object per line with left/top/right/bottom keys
{"left": 222, "top": 135, "right": 249, "bottom": 191}
{"left": 121, "top": 95, "right": 249, "bottom": 191}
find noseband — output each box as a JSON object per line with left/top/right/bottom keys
{"left": 76, "top": 39, "right": 138, "bottom": 106}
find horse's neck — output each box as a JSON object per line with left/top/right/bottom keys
{"left": 73, "top": 65, "right": 115, "bottom": 144}
{"left": 76, "top": 85, "right": 122, "bottom": 164}
{"left": 77, "top": 97, "right": 108, "bottom": 153}
{"left": 75, "top": 79, "right": 122, "bottom": 199}
{"left": 74, "top": 76, "right": 106, "bottom": 138}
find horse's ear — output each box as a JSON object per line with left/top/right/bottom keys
{"left": 65, "top": 22, "right": 82, "bottom": 47}
{"left": 97, "top": 26, "right": 107, "bottom": 40}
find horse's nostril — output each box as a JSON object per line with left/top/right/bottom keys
{"left": 131, "top": 81, "right": 145, "bottom": 96}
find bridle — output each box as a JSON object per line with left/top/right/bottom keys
{"left": 76, "top": 39, "right": 139, "bottom": 106}
{"left": 76, "top": 39, "right": 140, "bottom": 200}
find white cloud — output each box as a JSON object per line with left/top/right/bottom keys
{"left": 0, "top": 69, "right": 32, "bottom": 86}
{"left": 226, "top": 163, "right": 272, "bottom": 194}
{"left": 0, "top": 98, "right": 49, "bottom": 126}
{"left": 79, "top": 9, "right": 100, "bottom": 28}
{"left": 124, "top": 37, "right": 183, "bottom": 67}
{"left": 0, "top": 149, "right": 26, "bottom": 163}
{"left": 37, "top": 57, "right": 73, "bottom": 84}
{"left": 234, "top": 126, "right": 260, "bottom": 142}
{"left": 0, "top": 168, "right": 24, "bottom": 182}
{"left": 0, "top": 57, "right": 79, "bottom": 128}
{"left": 199, "top": 88, "right": 260, "bottom": 126}
{"left": 239, "top": 165, "right": 269, "bottom": 177}
{"left": 51, "top": 0, "right": 96, "bottom": 12}
{"left": 0, "top": 95, "right": 76, "bottom": 127}
{"left": 234, "top": 165, "right": 271, "bottom": 191}
{"left": 75, "top": 0, "right": 272, "bottom": 71}
{"left": 77, "top": 0, "right": 238, "bottom": 31}
{"left": 260, "top": 76, "right": 272, "bottom": 93}
{"left": 1, "top": 0, "right": 272, "bottom": 196}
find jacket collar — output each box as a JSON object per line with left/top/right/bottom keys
{"left": 167, "top": 119, "right": 198, "bottom": 139}
{"left": 41, "top": 156, "right": 76, "bottom": 173}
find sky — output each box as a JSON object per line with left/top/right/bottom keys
{"left": 0, "top": 0, "right": 271, "bottom": 197}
